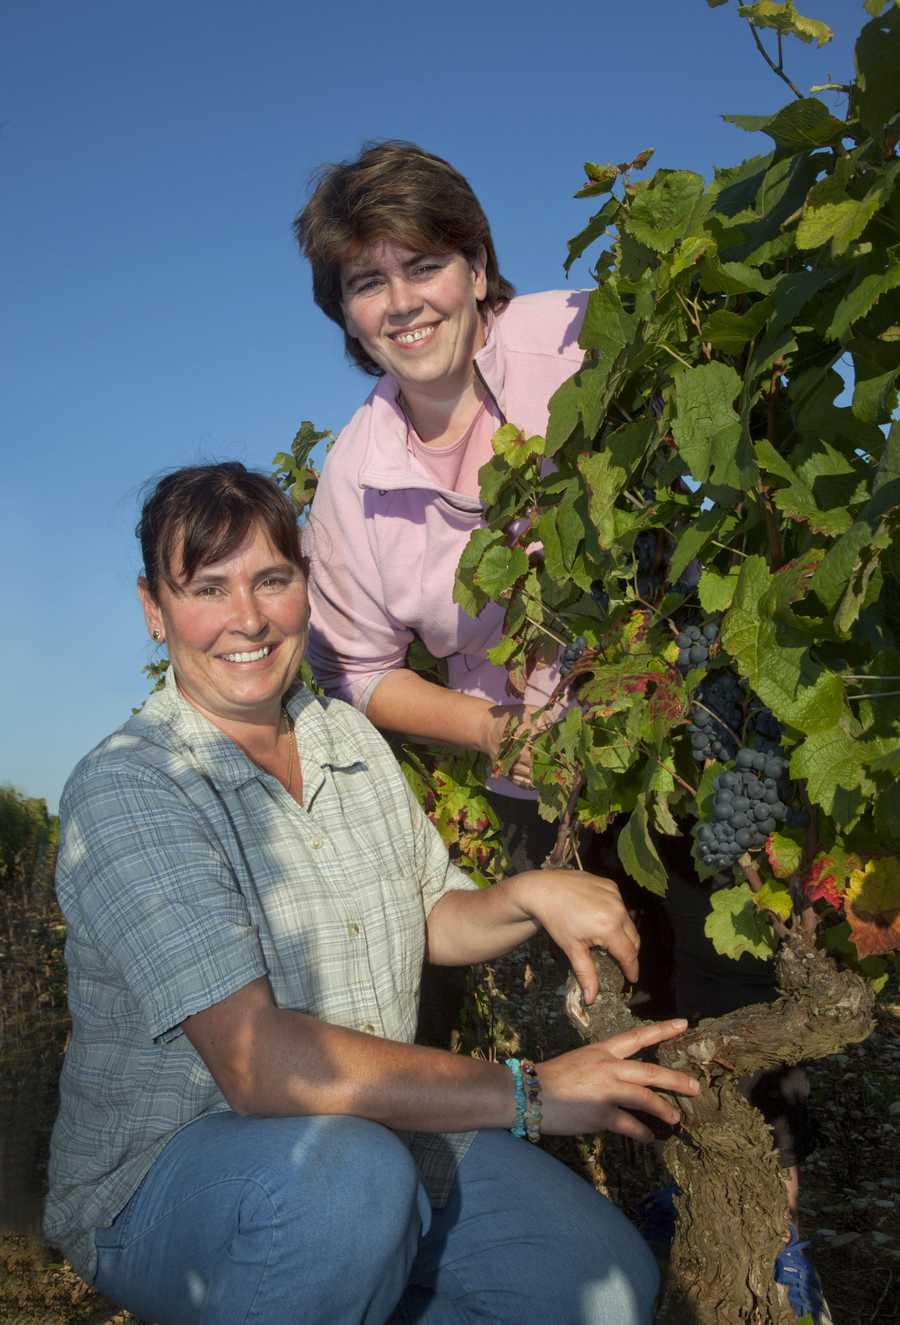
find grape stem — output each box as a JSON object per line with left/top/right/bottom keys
{"left": 747, "top": 21, "right": 804, "bottom": 100}
{"left": 547, "top": 772, "right": 586, "bottom": 869}
{"left": 844, "top": 675, "right": 900, "bottom": 681}
{"left": 739, "top": 854, "right": 789, "bottom": 939}
{"left": 691, "top": 697, "right": 742, "bottom": 746}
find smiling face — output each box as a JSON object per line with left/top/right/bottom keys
{"left": 139, "top": 523, "right": 309, "bottom": 734}
{"left": 340, "top": 239, "right": 487, "bottom": 403}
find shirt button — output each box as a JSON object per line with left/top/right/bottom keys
{"left": 359, "top": 1022, "right": 375, "bottom": 1034}
{"left": 311, "top": 838, "right": 323, "bottom": 849}
{"left": 348, "top": 922, "right": 360, "bottom": 937}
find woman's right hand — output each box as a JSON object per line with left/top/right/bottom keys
{"left": 480, "top": 703, "right": 543, "bottom": 788}
{"left": 537, "top": 1019, "right": 702, "bottom": 1141}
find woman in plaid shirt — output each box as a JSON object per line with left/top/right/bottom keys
{"left": 46, "top": 463, "right": 699, "bottom": 1325}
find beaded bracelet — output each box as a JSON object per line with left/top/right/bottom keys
{"left": 505, "top": 1058, "right": 527, "bottom": 1138}
{"left": 504, "top": 1057, "right": 543, "bottom": 1143}
{"left": 521, "top": 1059, "right": 543, "bottom": 1143}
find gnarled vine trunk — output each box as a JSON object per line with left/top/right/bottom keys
{"left": 567, "top": 936, "right": 874, "bottom": 1324}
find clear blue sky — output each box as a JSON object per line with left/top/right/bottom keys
{"left": 1, "top": 0, "right": 859, "bottom": 812}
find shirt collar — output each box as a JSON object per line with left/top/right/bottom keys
{"left": 127, "top": 665, "right": 364, "bottom": 791}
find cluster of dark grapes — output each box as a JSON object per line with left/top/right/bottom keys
{"left": 560, "top": 635, "right": 587, "bottom": 675}
{"left": 686, "top": 670, "right": 742, "bottom": 762}
{"left": 590, "top": 582, "right": 609, "bottom": 614}
{"left": 752, "top": 704, "right": 779, "bottom": 747}
{"left": 676, "top": 621, "right": 719, "bottom": 673}
{"left": 634, "top": 530, "right": 663, "bottom": 601}
{"left": 695, "top": 748, "right": 790, "bottom": 870}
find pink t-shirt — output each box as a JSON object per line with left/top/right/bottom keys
{"left": 407, "top": 396, "right": 504, "bottom": 498}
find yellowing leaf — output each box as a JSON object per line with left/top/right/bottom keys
{"left": 845, "top": 857, "right": 900, "bottom": 958}
{"left": 754, "top": 881, "right": 794, "bottom": 921}
{"left": 738, "top": 1, "right": 833, "bottom": 47}
{"left": 491, "top": 424, "right": 545, "bottom": 469}
{"left": 705, "top": 883, "right": 778, "bottom": 960}
{"left": 765, "top": 832, "right": 802, "bottom": 879}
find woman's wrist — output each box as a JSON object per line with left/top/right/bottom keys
{"left": 504, "top": 1058, "right": 543, "bottom": 1143}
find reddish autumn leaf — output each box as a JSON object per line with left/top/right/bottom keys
{"left": 802, "top": 848, "right": 860, "bottom": 910}
{"left": 845, "top": 859, "right": 900, "bottom": 959}
{"left": 804, "top": 855, "right": 843, "bottom": 909}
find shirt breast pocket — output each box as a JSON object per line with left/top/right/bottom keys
{"left": 368, "top": 870, "right": 426, "bottom": 1011}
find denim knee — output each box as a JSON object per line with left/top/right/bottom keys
{"left": 247, "top": 1116, "right": 424, "bottom": 1284}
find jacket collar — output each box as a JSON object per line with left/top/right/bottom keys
{"left": 124, "top": 665, "right": 363, "bottom": 792}
{"left": 354, "top": 309, "right": 504, "bottom": 502}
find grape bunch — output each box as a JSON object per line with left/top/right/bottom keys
{"left": 687, "top": 670, "right": 742, "bottom": 762}
{"left": 695, "top": 748, "right": 790, "bottom": 870}
{"left": 752, "top": 704, "right": 779, "bottom": 747}
{"left": 676, "top": 621, "right": 719, "bottom": 673}
{"left": 560, "top": 635, "right": 587, "bottom": 675}
{"left": 634, "top": 530, "right": 663, "bottom": 602}
{"left": 590, "top": 582, "right": 610, "bottom": 614}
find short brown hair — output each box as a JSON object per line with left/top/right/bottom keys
{"left": 138, "top": 463, "right": 304, "bottom": 599}
{"left": 294, "top": 141, "right": 515, "bottom": 376}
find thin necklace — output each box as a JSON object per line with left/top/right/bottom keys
{"left": 283, "top": 708, "right": 296, "bottom": 793}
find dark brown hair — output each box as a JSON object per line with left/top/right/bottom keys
{"left": 294, "top": 140, "right": 515, "bottom": 375}
{"left": 137, "top": 463, "right": 304, "bottom": 599}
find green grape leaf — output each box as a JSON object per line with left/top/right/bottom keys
{"left": 453, "top": 528, "right": 504, "bottom": 616}
{"left": 556, "top": 484, "right": 585, "bottom": 572}
{"left": 669, "top": 509, "right": 738, "bottom": 584}
{"left": 827, "top": 262, "right": 900, "bottom": 341}
{"left": 789, "top": 723, "right": 869, "bottom": 815}
{"left": 721, "top": 554, "right": 846, "bottom": 731}
{"left": 473, "top": 545, "right": 529, "bottom": 600}
{"left": 797, "top": 189, "right": 885, "bottom": 257}
{"left": 738, "top": 2, "right": 833, "bottom": 47}
{"left": 672, "top": 361, "right": 753, "bottom": 492}
{"left": 705, "top": 883, "right": 777, "bottom": 960}
{"left": 754, "top": 439, "right": 854, "bottom": 536}
{"left": 564, "top": 196, "right": 620, "bottom": 276}
{"left": 578, "top": 450, "right": 628, "bottom": 550}
{"left": 617, "top": 794, "right": 668, "bottom": 895}
{"left": 722, "top": 114, "right": 774, "bottom": 134}
{"left": 578, "top": 161, "right": 620, "bottom": 194}
{"left": 763, "top": 98, "right": 844, "bottom": 153}
{"left": 669, "top": 235, "right": 716, "bottom": 277}
{"left": 622, "top": 170, "right": 707, "bottom": 254}
{"left": 703, "top": 299, "right": 771, "bottom": 353}
{"left": 855, "top": 7, "right": 900, "bottom": 140}
{"left": 698, "top": 566, "right": 740, "bottom": 613}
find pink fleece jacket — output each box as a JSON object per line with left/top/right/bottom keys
{"left": 305, "top": 289, "right": 589, "bottom": 780}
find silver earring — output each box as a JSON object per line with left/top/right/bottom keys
{"left": 152, "top": 629, "right": 161, "bottom": 641}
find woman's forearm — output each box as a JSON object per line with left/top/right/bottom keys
{"left": 425, "top": 874, "right": 541, "bottom": 966}
{"left": 184, "top": 976, "right": 515, "bottom": 1131}
{"left": 365, "top": 669, "right": 498, "bottom": 754}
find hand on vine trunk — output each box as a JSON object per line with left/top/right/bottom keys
{"left": 480, "top": 703, "right": 547, "bottom": 788}
{"left": 539, "top": 1020, "right": 701, "bottom": 1141}
{"left": 511, "top": 869, "right": 640, "bottom": 993}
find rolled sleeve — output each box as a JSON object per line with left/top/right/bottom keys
{"left": 304, "top": 457, "right": 413, "bottom": 708}
{"left": 60, "top": 767, "right": 268, "bottom": 1042}
{"left": 398, "top": 774, "right": 479, "bottom": 917}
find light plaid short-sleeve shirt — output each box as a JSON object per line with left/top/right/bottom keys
{"left": 45, "top": 667, "right": 478, "bottom": 1280}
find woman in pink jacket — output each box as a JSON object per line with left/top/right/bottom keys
{"left": 295, "top": 140, "right": 588, "bottom": 870}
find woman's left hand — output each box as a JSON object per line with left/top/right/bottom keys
{"left": 512, "top": 870, "right": 640, "bottom": 1000}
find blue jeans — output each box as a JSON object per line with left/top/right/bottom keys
{"left": 93, "top": 1114, "right": 658, "bottom": 1324}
